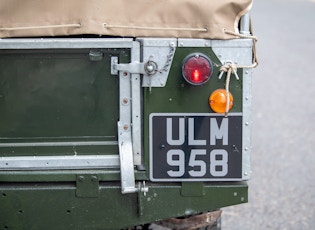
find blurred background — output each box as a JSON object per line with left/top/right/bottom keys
{"left": 222, "top": 0, "right": 315, "bottom": 229}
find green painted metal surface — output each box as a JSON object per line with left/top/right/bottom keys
{"left": 143, "top": 47, "right": 243, "bottom": 171}
{"left": 144, "top": 47, "right": 242, "bottom": 114}
{"left": 0, "top": 48, "right": 131, "bottom": 157}
{"left": 0, "top": 182, "right": 247, "bottom": 230}
{"left": 0, "top": 45, "right": 248, "bottom": 229}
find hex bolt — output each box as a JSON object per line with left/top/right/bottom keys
{"left": 78, "top": 176, "right": 84, "bottom": 181}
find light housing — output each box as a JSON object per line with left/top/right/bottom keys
{"left": 182, "top": 53, "right": 213, "bottom": 85}
{"left": 209, "top": 89, "right": 234, "bottom": 113}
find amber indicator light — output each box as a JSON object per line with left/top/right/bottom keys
{"left": 209, "top": 89, "right": 234, "bottom": 113}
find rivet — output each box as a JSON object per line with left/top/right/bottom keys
{"left": 179, "top": 42, "right": 184, "bottom": 47}
{"left": 245, "top": 147, "right": 249, "bottom": 151}
{"left": 245, "top": 122, "right": 249, "bottom": 126}
{"left": 123, "top": 124, "right": 129, "bottom": 131}
{"left": 169, "top": 42, "right": 175, "bottom": 48}
{"left": 245, "top": 71, "right": 249, "bottom": 74}
{"left": 122, "top": 98, "right": 129, "bottom": 104}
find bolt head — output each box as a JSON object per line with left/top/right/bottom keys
{"left": 146, "top": 65, "right": 154, "bottom": 72}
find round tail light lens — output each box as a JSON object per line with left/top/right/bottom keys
{"left": 182, "top": 53, "right": 213, "bottom": 85}
{"left": 209, "top": 89, "right": 234, "bottom": 113}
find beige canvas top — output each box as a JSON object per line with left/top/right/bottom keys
{"left": 0, "top": 0, "right": 253, "bottom": 39}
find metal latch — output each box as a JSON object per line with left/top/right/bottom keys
{"left": 111, "top": 57, "right": 158, "bottom": 76}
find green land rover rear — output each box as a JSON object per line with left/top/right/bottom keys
{"left": 0, "top": 1, "right": 257, "bottom": 229}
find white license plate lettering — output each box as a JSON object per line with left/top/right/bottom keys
{"left": 167, "top": 149, "right": 228, "bottom": 178}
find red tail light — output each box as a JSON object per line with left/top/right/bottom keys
{"left": 182, "top": 53, "right": 213, "bottom": 85}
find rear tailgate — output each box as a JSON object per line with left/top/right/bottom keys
{"left": 0, "top": 39, "right": 142, "bottom": 192}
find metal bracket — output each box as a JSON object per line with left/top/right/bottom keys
{"left": 137, "top": 181, "right": 149, "bottom": 216}
{"left": 118, "top": 122, "right": 138, "bottom": 194}
{"left": 137, "top": 38, "right": 177, "bottom": 88}
{"left": 111, "top": 38, "right": 177, "bottom": 89}
{"left": 76, "top": 174, "right": 99, "bottom": 198}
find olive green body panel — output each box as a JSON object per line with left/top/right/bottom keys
{"left": 0, "top": 48, "right": 130, "bottom": 156}
{"left": 0, "top": 182, "right": 247, "bottom": 230}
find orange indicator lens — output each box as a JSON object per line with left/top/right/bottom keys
{"left": 209, "top": 89, "right": 234, "bottom": 113}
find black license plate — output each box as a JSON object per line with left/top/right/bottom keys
{"left": 150, "top": 113, "right": 243, "bottom": 181}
